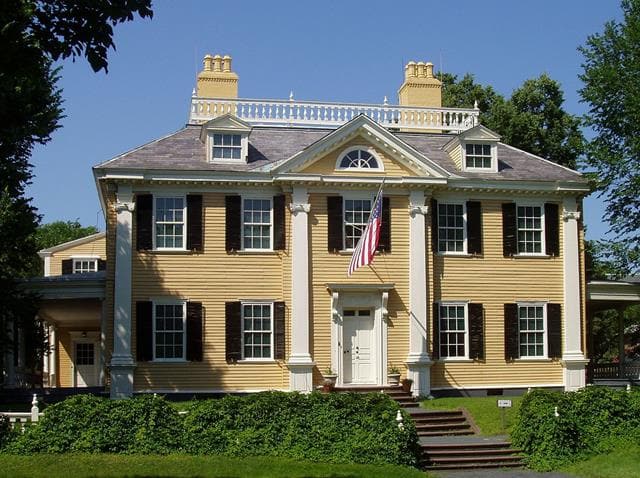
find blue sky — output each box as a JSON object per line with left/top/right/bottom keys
{"left": 28, "top": 0, "right": 622, "bottom": 240}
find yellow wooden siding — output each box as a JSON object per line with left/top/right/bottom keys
{"left": 431, "top": 199, "right": 565, "bottom": 387}
{"left": 129, "top": 192, "right": 290, "bottom": 391}
{"left": 308, "top": 193, "right": 411, "bottom": 384}
{"left": 448, "top": 145, "right": 463, "bottom": 170}
{"left": 300, "top": 136, "right": 417, "bottom": 176}
{"left": 57, "top": 329, "right": 72, "bottom": 387}
{"left": 49, "top": 236, "right": 106, "bottom": 276}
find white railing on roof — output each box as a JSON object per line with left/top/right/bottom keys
{"left": 189, "top": 96, "right": 479, "bottom": 132}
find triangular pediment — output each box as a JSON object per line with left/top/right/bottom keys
{"left": 199, "top": 114, "right": 252, "bottom": 142}
{"left": 444, "top": 124, "right": 501, "bottom": 151}
{"left": 271, "top": 115, "right": 449, "bottom": 178}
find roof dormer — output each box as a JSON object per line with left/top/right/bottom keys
{"left": 444, "top": 124, "right": 501, "bottom": 173}
{"left": 200, "top": 114, "right": 252, "bottom": 163}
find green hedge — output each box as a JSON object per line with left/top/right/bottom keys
{"left": 3, "top": 392, "right": 420, "bottom": 467}
{"left": 511, "top": 387, "right": 640, "bottom": 470}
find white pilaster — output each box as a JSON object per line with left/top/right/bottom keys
{"left": 287, "top": 187, "right": 315, "bottom": 392}
{"left": 110, "top": 185, "right": 136, "bottom": 398}
{"left": 405, "top": 190, "right": 432, "bottom": 397}
{"left": 42, "top": 254, "right": 52, "bottom": 277}
{"left": 561, "top": 197, "right": 588, "bottom": 391}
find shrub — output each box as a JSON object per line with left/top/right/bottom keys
{"left": 7, "top": 394, "right": 183, "bottom": 454}
{"left": 182, "top": 391, "right": 420, "bottom": 466}
{"left": 0, "top": 414, "right": 12, "bottom": 450}
{"left": 512, "top": 387, "right": 640, "bottom": 470}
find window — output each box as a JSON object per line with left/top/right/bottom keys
{"left": 242, "top": 198, "right": 272, "bottom": 250}
{"left": 338, "top": 149, "right": 380, "bottom": 170}
{"left": 465, "top": 143, "right": 492, "bottom": 169}
{"left": 73, "top": 258, "right": 97, "bottom": 274}
{"left": 242, "top": 303, "right": 273, "bottom": 360}
{"left": 153, "top": 302, "right": 186, "bottom": 361}
{"left": 518, "top": 304, "right": 546, "bottom": 358}
{"left": 213, "top": 133, "right": 242, "bottom": 160}
{"left": 439, "top": 304, "right": 468, "bottom": 359}
{"left": 344, "top": 198, "right": 371, "bottom": 249}
{"left": 438, "top": 203, "right": 465, "bottom": 253}
{"left": 75, "top": 343, "right": 95, "bottom": 365}
{"left": 155, "top": 197, "right": 186, "bottom": 249}
{"left": 517, "top": 205, "right": 544, "bottom": 254}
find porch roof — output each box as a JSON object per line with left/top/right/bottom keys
{"left": 21, "top": 272, "right": 106, "bottom": 300}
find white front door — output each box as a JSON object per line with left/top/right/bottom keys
{"left": 343, "top": 309, "right": 375, "bottom": 384}
{"left": 74, "top": 341, "right": 98, "bottom": 387}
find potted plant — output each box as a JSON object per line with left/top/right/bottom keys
{"left": 401, "top": 377, "right": 413, "bottom": 393}
{"left": 388, "top": 364, "right": 401, "bottom": 386}
{"left": 322, "top": 367, "right": 337, "bottom": 392}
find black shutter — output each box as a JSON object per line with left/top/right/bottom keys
{"left": 545, "top": 203, "right": 560, "bottom": 257}
{"left": 502, "top": 203, "right": 517, "bottom": 257}
{"left": 136, "top": 301, "right": 153, "bottom": 362}
{"left": 225, "top": 195, "right": 242, "bottom": 252}
{"left": 274, "top": 301, "right": 285, "bottom": 360}
{"left": 273, "top": 195, "right": 286, "bottom": 251}
{"left": 377, "top": 197, "right": 391, "bottom": 252}
{"left": 225, "top": 301, "right": 242, "bottom": 361}
{"left": 186, "top": 302, "right": 203, "bottom": 362}
{"left": 432, "top": 303, "right": 440, "bottom": 360}
{"left": 547, "top": 303, "right": 562, "bottom": 359}
{"left": 136, "top": 194, "right": 153, "bottom": 251}
{"left": 431, "top": 198, "right": 438, "bottom": 253}
{"left": 187, "top": 195, "right": 203, "bottom": 252}
{"left": 504, "top": 303, "right": 519, "bottom": 360}
{"left": 469, "top": 303, "right": 484, "bottom": 360}
{"left": 61, "top": 259, "right": 73, "bottom": 274}
{"left": 327, "top": 196, "right": 343, "bottom": 252}
{"left": 97, "top": 259, "right": 107, "bottom": 271}
{"left": 467, "top": 201, "right": 483, "bottom": 255}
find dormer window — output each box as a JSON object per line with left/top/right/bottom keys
{"left": 465, "top": 144, "right": 492, "bottom": 169}
{"left": 445, "top": 125, "right": 501, "bottom": 173}
{"left": 213, "top": 134, "right": 242, "bottom": 160}
{"left": 336, "top": 147, "right": 383, "bottom": 171}
{"left": 200, "top": 114, "right": 252, "bottom": 163}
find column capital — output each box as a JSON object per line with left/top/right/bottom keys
{"left": 562, "top": 210, "right": 581, "bottom": 222}
{"left": 114, "top": 201, "right": 135, "bottom": 213}
{"left": 289, "top": 203, "right": 311, "bottom": 215}
{"left": 409, "top": 205, "right": 429, "bottom": 217}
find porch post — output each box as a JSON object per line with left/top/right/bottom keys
{"left": 287, "top": 187, "right": 315, "bottom": 392}
{"left": 561, "top": 197, "right": 588, "bottom": 391}
{"left": 405, "top": 190, "right": 432, "bottom": 397}
{"left": 617, "top": 307, "right": 625, "bottom": 379}
{"left": 110, "top": 185, "right": 136, "bottom": 398}
{"left": 49, "top": 325, "right": 57, "bottom": 388}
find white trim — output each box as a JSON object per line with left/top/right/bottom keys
{"left": 430, "top": 383, "right": 564, "bottom": 391}
{"left": 462, "top": 141, "right": 498, "bottom": 173}
{"left": 72, "top": 258, "right": 99, "bottom": 274}
{"left": 515, "top": 202, "right": 546, "bottom": 257}
{"left": 241, "top": 196, "right": 274, "bottom": 252}
{"left": 516, "top": 302, "right": 548, "bottom": 360}
{"left": 136, "top": 387, "right": 289, "bottom": 394}
{"left": 152, "top": 300, "right": 187, "bottom": 362}
{"left": 43, "top": 255, "right": 51, "bottom": 277}
{"left": 38, "top": 232, "right": 106, "bottom": 255}
{"left": 437, "top": 302, "right": 470, "bottom": 361}
{"left": 153, "top": 195, "right": 187, "bottom": 251}
{"left": 240, "top": 301, "right": 274, "bottom": 361}
{"left": 206, "top": 132, "right": 249, "bottom": 163}
{"left": 335, "top": 145, "right": 384, "bottom": 172}
{"left": 72, "top": 337, "right": 100, "bottom": 387}
{"left": 435, "top": 201, "right": 468, "bottom": 255}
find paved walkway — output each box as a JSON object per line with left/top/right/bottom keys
{"left": 432, "top": 470, "right": 574, "bottom": 478}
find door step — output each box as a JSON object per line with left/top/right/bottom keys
{"left": 421, "top": 441, "right": 525, "bottom": 470}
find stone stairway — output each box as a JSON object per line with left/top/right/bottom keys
{"left": 335, "top": 386, "right": 525, "bottom": 471}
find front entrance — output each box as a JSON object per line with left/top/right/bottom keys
{"left": 74, "top": 341, "right": 99, "bottom": 387}
{"left": 343, "top": 309, "right": 376, "bottom": 384}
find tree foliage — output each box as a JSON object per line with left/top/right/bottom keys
{"left": 579, "top": 0, "right": 640, "bottom": 273}
{"left": 442, "top": 73, "right": 584, "bottom": 169}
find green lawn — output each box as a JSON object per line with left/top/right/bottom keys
{"left": 0, "top": 454, "right": 428, "bottom": 478}
{"left": 562, "top": 444, "right": 640, "bottom": 478}
{"left": 420, "top": 396, "right": 523, "bottom": 436}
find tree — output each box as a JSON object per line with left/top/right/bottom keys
{"left": 0, "top": 0, "right": 152, "bottom": 387}
{"left": 442, "top": 73, "right": 584, "bottom": 169}
{"left": 579, "top": 0, "right": 640, "bottom": 273}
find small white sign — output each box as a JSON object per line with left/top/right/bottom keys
{"left": 497, "top": 399, "right": 512, "bottom": 408}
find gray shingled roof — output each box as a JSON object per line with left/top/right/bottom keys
{"left": 95, "top": 125, "right": 585, "bottom": 182}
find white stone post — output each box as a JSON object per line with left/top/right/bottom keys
{"left": 49, "top": 325, "right": 57, "bottom": 388}
{"left": 30, "top": 394, "right": 39, "bottom": 422}
{"left": 561, "top": 197, "right": 588, "bottom": 391}
{"left": 405, "top": 190, "right": 432, "bottom": 397}
{"left": 287, "top": 187, "right": 315, "bottom": 392}
{"left": 110, "top": 185, "right": 136, "bottom": 398}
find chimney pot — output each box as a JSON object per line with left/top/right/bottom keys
{"left": 203, "top": 54, "right": 214, "bottom": 72}
{"left": 425, "top": 62, "right": 434, "bottom": 78}
{"left": 416, "top": 61, "right": 426, "bottom": 78}
{"left": 222, "top": 55, "right": 232, "bottom": 72}
{"left": 213, "top": 54, "right": 222, "bottom": 72}
{"left": 405, "top": 61, "right": 417, "bottom": 79}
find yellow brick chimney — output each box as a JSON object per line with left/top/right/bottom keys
{"left": 196, "top": 54, "right": 238, "bottom": 98}
{"left": 398, "top": 61, "right": 442, "bottom": 108}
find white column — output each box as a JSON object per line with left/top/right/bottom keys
{"left": 110, "top": 185, "right": 136, "bottom": 398}
{"left": 561, "top": 197, "right": 588, "bottom": 391}
{"left": 49, "top": 325, "right": 57, "bottom": 387}
{"left": 42, "top": 254, "right": 52, "bottom": 277}
{"left": 405, "top": 190, "right": 432, "bottom": 397}
{"left": 99, "top": 299, "right": 107, "bottom": 386}
{"left": 287, "top": 187, "right": 315, "bottom": 392}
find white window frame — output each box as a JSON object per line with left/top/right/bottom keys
{"left": 153, "top": 195, "right": 187, "bottom": 251}
{"left": 438, "top": 302, "right": 469, "bottom": 361}
{"left": 241, "top": 196, "right": 273, "bottom": 252}
{"left": 207, "top": 132, "right": 249, "bottom": 163}
{"left": 517, "top": 302, "right": 548, "bottom": 359}
{"left": 462, "top": 141, "right": 497, "bottom": 173}
{"left": 152, "top": 300, "right": 187, "bottom": 362}
{"left": 516, "top": 202, "right": 546, "bottom": 256}
{"left": 335, "top": 146, "right": 384, "bottom": 172}
{"left": 437, "top": 202, "right": 467, "bottom": 255}
{"left": 342, "top": 193, "right": 374, "bottom": 251}
{"left": 240, "top": 301, "right": 274, "bottom": 361}
{"left": 71, "top": 257, "right": 99, "bottom": 274}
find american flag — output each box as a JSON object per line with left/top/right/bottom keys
{"left": 348, "top": 184, "right": 384, "bottom": 276}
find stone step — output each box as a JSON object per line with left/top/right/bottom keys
{"left": 421, "top": 441, "right": 514, "bottom": 451}
{"left": 413, "top": 415, "right": 467, "bottom": 425}
{"left": 416, "top": 423, "right": 472, "bottom": 432}
{"left": 418, "top": 429, "right": 475, "bottom": 437}
{"left": 426, "top": 447, "right": 523, "bottom": 457}
{"left": 423, "top": 461, "right": 524, "bottom": 471}
{"left": 409, "top": 410, "right": 465, "bottom": 419}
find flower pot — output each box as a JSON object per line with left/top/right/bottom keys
{"left": 388, "top": 373, "right": 401, "bottom": 386}
{"left": 401, "top": 378, "right": 413, "bottom": 393}
{"left": 322, "top": 374, "right": 337, "bottom": 392}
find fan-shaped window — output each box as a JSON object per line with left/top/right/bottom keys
{"left": 338, "top": 149, "right": 379, "bottom": 170}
